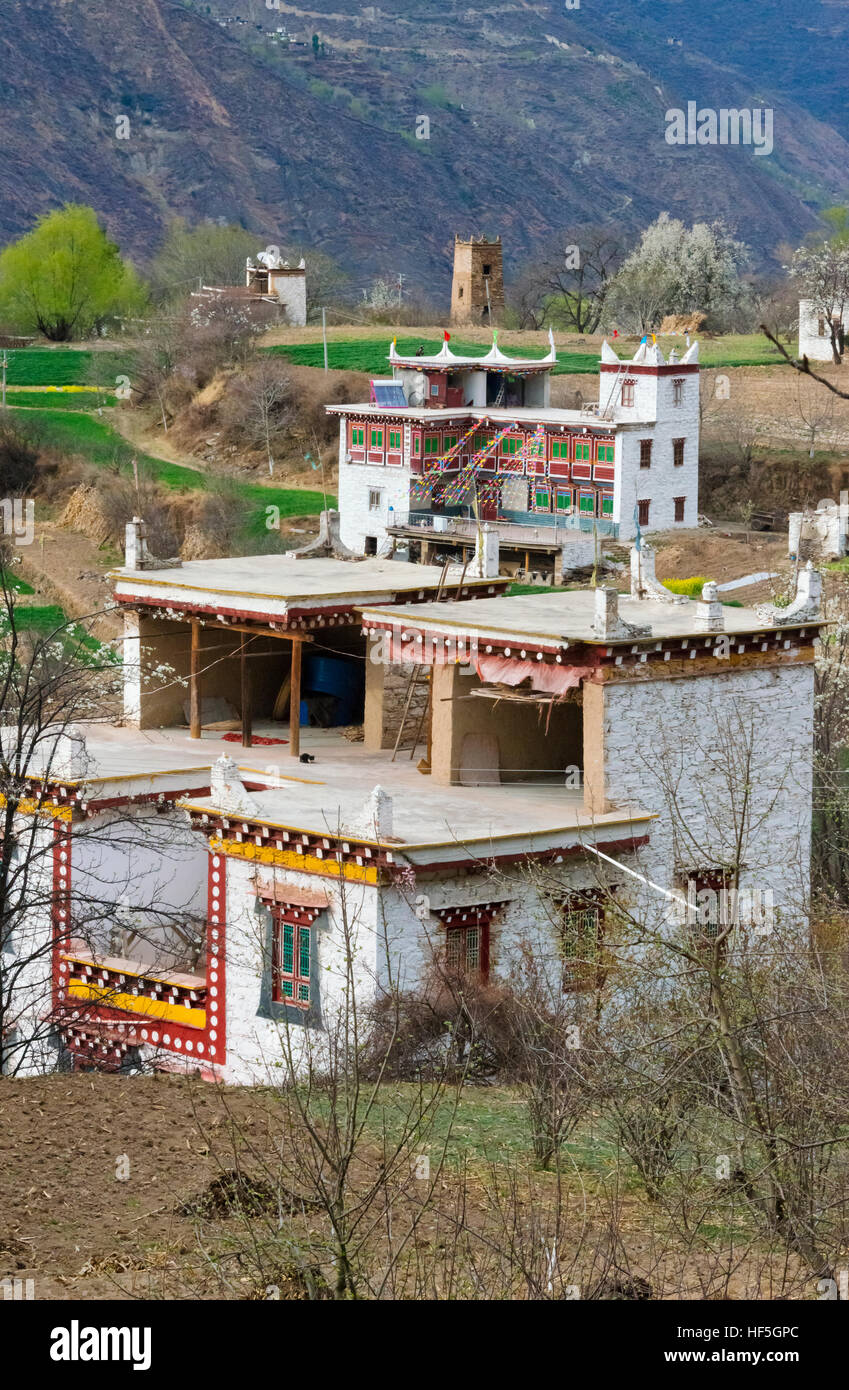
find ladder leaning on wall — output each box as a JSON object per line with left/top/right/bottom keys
{"left": 391, "top": 559, "right": 469, "bottom": 763}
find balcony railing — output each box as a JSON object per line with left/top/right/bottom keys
{"left": 60, "top": 946, "right": 207, "bottom": 1029}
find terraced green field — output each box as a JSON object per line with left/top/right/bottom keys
{"left": 1, "top": 348, "right": 133, "bottom": 386}
{"left": 7, "top": 390, "right": 117, "bottom": 410}
{"left": 266, "top": 332, "right": 788, "bottom": 376}
{"left": 11, "top": 409, "right": 331, "bottom": 541}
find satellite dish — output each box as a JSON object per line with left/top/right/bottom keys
{"left": 264, "top": 244, "right": 281, "bottom": 260}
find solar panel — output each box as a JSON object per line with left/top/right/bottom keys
{"left": 371, "top": 381, "right": 408, "bottom": 407}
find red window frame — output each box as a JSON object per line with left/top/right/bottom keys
{"left": 271, "top": 904, "right": 319, "bottom": 1008}
{"left": 435, "top": 903, "right": 506, "bottom": 983}
{"left": 673, "top": 438, "right": 685, "bottom": 467}
{"left": 638, "top": 498, "right": 650, "bottom": 528}
{"left": 557, "top": 892, "right": 609, "bottom": 993}
{"left": 674, "top": 496, "right": 685, "bottom": 522}
{"left": 640, "top": 439, "right": 652, "bottom": 469}
{"left": 621, "top": 381, "right": 635, "bottom": 408}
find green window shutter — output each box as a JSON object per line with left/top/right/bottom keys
{"left": 579, "top": 494, "right": 594, "bottom": 513}
{"left": 299, "top": 926, "right": 311, "bottom": 981}
{"left": 414, "top": 437, "right": 420, "bottom": 454}
{"left": 535, "top": 487, "right": 549, "bottom": 508}
{"left": 601, "top": 495, "right": 614, "bottom": 516}
{"left": 556, "top": 490, "right": 571, "bottom": 512}
{"left": 282, "top": 922, "right": 294, "bottom": 974}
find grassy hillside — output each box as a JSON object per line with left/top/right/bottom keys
{"left": 13, "top": 408, "right": 331, "bottom": 541}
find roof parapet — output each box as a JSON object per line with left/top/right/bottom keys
{"left": 756, "top": 561, "right": 823, "bottom": 627}
{"left": 592, "top": 586, "right": 651, "bottom": 641}
{"left": 210, "top": 755, "right": 259, "bottom": 817}
{"left": 694, "top": 581, "right": 725, "bottom": 633}
{"left": 630, "top": 543, "right": 687, "bottom": 605}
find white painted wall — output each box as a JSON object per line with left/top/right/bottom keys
{"left": 597, "top": 662, "right": 814, "bottom": 922}
{"left": 799, "top": 298, "right": 846, "bottom": 362}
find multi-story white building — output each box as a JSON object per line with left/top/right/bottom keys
{"left": 5, "top": 530, "right": 820, "bottom": 1083}
{"left": 330, "top": 333, "right": 700, "bottom": 575}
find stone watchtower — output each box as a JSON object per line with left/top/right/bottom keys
{"left": 450, "top": 235, "right": 504, "bottom": 325}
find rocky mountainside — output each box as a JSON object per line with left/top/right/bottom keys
{"left": 2, "top": 0, "right": 848, "bottom": 293}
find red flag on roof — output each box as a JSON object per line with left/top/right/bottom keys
{"left": 444, "top": 330, "right": 451, "bottom": 342}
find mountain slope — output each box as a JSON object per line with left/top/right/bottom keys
{"left": 1, "top": 0, "right": 847, "bottom": 293}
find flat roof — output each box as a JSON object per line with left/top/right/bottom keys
{"left": 360, "top": 590, "right": 820, "bottom": 648}
{"left": 33, "top": 723, "right": 653, "bottom": 854}
{"left": 110, "top": 555, "right": 504, "bottom": 619}
{"left": 176, "top": 727, "right": 653, "bottom": 856}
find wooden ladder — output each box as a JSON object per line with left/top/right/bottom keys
{"left": 391, "top": 559, "right": 469, "bottom": 762}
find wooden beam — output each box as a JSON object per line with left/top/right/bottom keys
{"left": 289, "top": 636, "right": 303, "bottom": 759}
{"left": 240, "top": 638, "right": 253, "bottom": 749}
{"left": 189, "top": 620, "right": 202, "bottom": 740}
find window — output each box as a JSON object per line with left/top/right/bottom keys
{"left": 435, "top": 902, "right": 505, "bottom": 982}
{"left": 501, "top": 436, "right": 521, "bottom": 455}
{"left": 271, "top": 908, "right": 315, "bottom": 1007}
{"left": 676, "top": 869, "right": 732, "bottom": 959}
{"left": 638, "top": 499, "right": 650, "bottom": 528}
{"left": 818, "top": 318, "right": 826, "bottom": 336}
{"left": 579, "top": 492, "right": 595, "bottom": 514}
{"left": 640, "top": 439, "right": 652, "bottom": 469}
{"left": 350, "top": 426, "right": 365, "bottom": 448}
{"left": 458, "top": 286, "right": 464, "bottom": 299}
{"left": 444, "top": 435, "right": 458, "bottom": 451}
{"left": 482, "top": 263, "right": 491, "bottom": 276}
{"left": 446, "top": 924, "right": 483, "bottom": 975}
{"left": 574, "top": 441, "right": 592, "bottom": 462}
{"left": 431, "top": 385, "right": 439, "bottom": 397}
{"left": 558, "top": 894, "right": 607, "bottom": 993}
{"left": 673, "top": 438, "right": 685, "bottom": 467}
{"left": 672, "top": 378, "right": 685, "bottom": 407}
{"left": 368, "top": 489, "right": 383, "bottom": 512}
{"left": 424, "top": 435, "right": 440, "bottom": 455}
{"left": 555, "top": 488, "right": 572, "bottom": 513}
{"left": 388, "top": 430, "right": 401, "bottom": 451}
{"left": 413, "top": 436, "right": 421, "bottom": 455}
{"left": 552, "top": 439, "right": 570, "bottom": 459}
{"left": 370, "top": 428, "right": 383, "bottom": 449}
{"left": 534, "top": 484, "right": 551, "bottom": 511}
{"left": 598, "top": 444, "right": 615, "bottom": 463}
{"left": 601, "top": 493, "right": 614, "bottom": 517}
{"left": 621, "top": 381, "right": 635, "bottom": 408}
{"left": 674, "top": 496, "right": 685, "bottom": 523}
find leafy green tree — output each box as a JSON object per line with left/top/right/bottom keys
{"left": 0, "top": 205, "right": 143, "bottom": 341}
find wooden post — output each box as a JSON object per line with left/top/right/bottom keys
{"left": 240, "top": 638, "right": 253, "bottom": 749}
{"left": 190, "top": 619, "right": 202, "bottom": 739}
{"left": 289, "top": 637, "right": 302, "bottom": 759}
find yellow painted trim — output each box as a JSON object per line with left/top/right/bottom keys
{"left": 0, "top": 793, "right": 72, "bottom": 821}
{"left": 211, "top": 835, "right": 379, "bottom": 883}
{"left": 238, "top": 767, "right": 326, "bottom": 786}
{"left": 68, "top": 980, "right": 206, "bottom": 1029}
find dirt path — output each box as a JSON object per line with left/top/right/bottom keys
{"left": 17, "top": 522, "right": 123, "bottom": 639}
